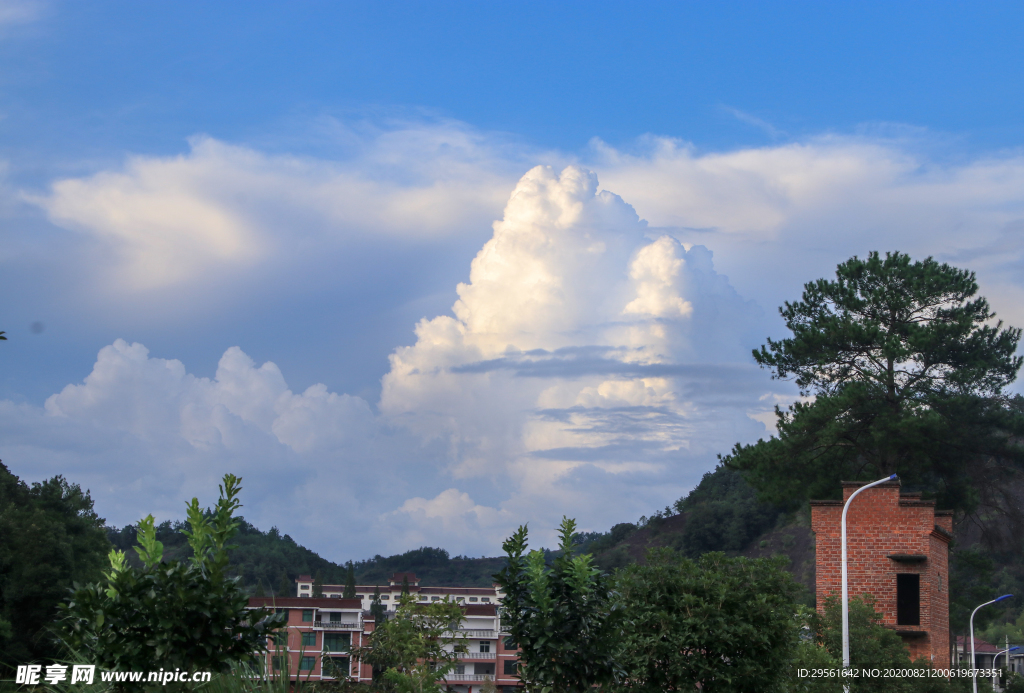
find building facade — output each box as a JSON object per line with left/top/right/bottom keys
{"left": 248, "top": 573, "right": 522, "bottom": 692}
{"left": 811, "top": 480, "right": 953, "bottom": 668}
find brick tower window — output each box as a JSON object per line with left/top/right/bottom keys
{"left": 897, "top": 574, "right": 920, "bottom": 626}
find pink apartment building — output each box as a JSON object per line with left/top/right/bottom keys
{"left": 248, "top": 572, "right": 522, "bottom": 692}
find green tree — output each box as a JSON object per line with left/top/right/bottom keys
{"left": 0, "top": 463, "right": 110, "bottom": 670}
{"left": 254, "top": 579, "right": 266, "bottom": 598}
{"left": 495, "top": 517, "right": 621, "bottom": 693}
{"left": 727, "top": 251, "right": 1024, "bottom": 516}
{"left": 355, "top": 593, "right": 463, "bottom": 693}
{"left": 344, "top": 561, "right": 357, "bottom": 598}
{"left": 59, "top": 474, "right": 283, "bottom": 675}
{"left": 312, "top": 569, "right": 324, "bottom": 597}
{"left": 277, "top": 570, "right": 292, "bottom": 598}
{"left": 370, "top": 585, "right": 387, "bottom": 624}
{"left": 612, "top": 550, "right": 798, "bottom": 693}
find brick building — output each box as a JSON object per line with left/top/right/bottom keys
{"left": 811, "top": 480, "right": 953, "bottom": 667}
{"left": 248, "top": 573, "right": 522, "bottom": 692}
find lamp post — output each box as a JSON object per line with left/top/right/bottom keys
{"left": 970, "top": 594, "right": 1013, "bottom": 693}
{"left": 841, "top": 474, "right": 897, "bottom": 692}
{"left": 994, "top": 645, "right": 1019, "bottom": 689}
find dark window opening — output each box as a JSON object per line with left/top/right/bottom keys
{"left": 897, "top": 573, "right": 920, "bottom": 626}
{"left": 325, "top": 656, "right": 349, "bottom": 678}
{"left": 503, "top": 660, "right": 518, "bottom": 676}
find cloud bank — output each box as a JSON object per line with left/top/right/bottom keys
{"left": 8, "top": 120, "right": 1024, "bottom": 558}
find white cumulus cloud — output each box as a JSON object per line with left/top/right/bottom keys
{"left": 378, "top": 165, "right": 777, "bottom": 546}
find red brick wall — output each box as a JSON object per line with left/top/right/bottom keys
{"left": 811, "top": 482, "right": 951, "bottom": 669}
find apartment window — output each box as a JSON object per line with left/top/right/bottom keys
{"left": 355, "top": 594, "right": 364, "bottom": 599}
{"left": 324, "top": 633, "right": 350, "bottom": 652}
{"left": 275, "top": 608, "right": 289, "bottom": 617}
{"left": 329, "top": 611, "right": 341, "bottom": 622}
{"left": 503, "top": 637, "right": 517, "bottom": 650}
{"left": 503, "top": 661, "right": 518, "bottom": 676}
{"left": 479, "top": 642, "right": 490, "bottom": 653}
{"left": 431, "top": 596, "right": 440, "bottom": 602}
{"left": 454, "top": 665, "right": 465, "bottom": 675}
{"left": 302, "top": 609, "right": 313, "bottom": 622}
{"left": 481, "top": 597, "right": 491, "bottom": 603}
{"left": 299, "top": 656, "right": 315, "bottom": 672}
{"left": 271, "top": 631, "right": 287, "bottom": 646}
{"left": 454, "top": 644, "right": 467, "bottom": 653}
{"left": 381, "top": 595, "right": 389, "bottom": 600}
{"left": 325, "top": 656, "right": 349, "bottom": 678}
{"left": 469, "top": 597, "right": 478, "bottom": 602}
{"left": 897, "top": 574, "right": 921, "bottom": 626}
{"left": 301, "top": 632, "right": 317, "bottom": 647}
{"left": 271, "top": 657, "right": 285, "bottom": 672}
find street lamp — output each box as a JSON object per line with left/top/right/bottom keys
{"left": 841, "top": 474, "right": 897, "bottom": 692}
{"left": 970, "top": 594, "right": 1013, "bottom": 693}
{"left": 994, "top": 646, "right": 1019, "bottom": 689}
{"left": 995, "top": 646, "right": 1019, "bottom": 669}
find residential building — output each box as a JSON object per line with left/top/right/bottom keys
{"left": 249, "top": 573, "right": 521, "bottom": 692}
{"left": 811, "top": 480, "right": 953, "bottom": 668}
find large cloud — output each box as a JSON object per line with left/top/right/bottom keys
{"left": 378, "top": 165, "right": 779, "bottom": 547}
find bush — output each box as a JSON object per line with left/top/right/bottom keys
{"left": 59, "top": 475, "right": 283, "bottom": 675}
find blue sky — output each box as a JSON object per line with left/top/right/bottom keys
{"left": 4, "top": 0, "right": 1024, "bottom": 560}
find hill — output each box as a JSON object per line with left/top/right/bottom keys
{"left": 107, "top": 520, "right": 507, "bottom": 594}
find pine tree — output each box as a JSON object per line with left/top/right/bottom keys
{"left": 312, "top": 570, "right": 324, "bottom": 598}
{"left": 343, "top": 561, "right": 356, "bottom": 599}
{"left": 370, "top": 585, "right": 386, "bottom": 624}
{"left": 254, "top": 579, "right": 266, "bottom": 598}
{"left": 277, "top": 571, "right": 291, "bottom": 598}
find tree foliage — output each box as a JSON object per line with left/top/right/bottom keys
{"left": 727, "top": 251, "right": 1024, "bottom": 514}
{"left": 59, "top": 474, "right": 283, "bottom": 675}
{"left": 0, "top": 463, "right": 109, "bottom": 669}
{"left": 675, "top": 465, "right": 783, "bottom": 556}
{"left": 344, "top": 562, "right": 357, "bottom": 599}
{"left": 612, "top": 550, "right": 797, "bottom": 693}
{"left": 354, "top": 594, "right": 463, "bottom": 693}
{"left": 495, "top": 517, "right": 621, "bottom": 693}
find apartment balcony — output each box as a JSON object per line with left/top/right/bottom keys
{"left": 455, "top": 629, "right": 496, "bottom": 638}
{"left": 443, "top": 674, "right": 491, "bottom": 682}
{"left": 313, "top": 620, "right": 360, "bottom": 630}
{"left": 454, "top": 652, "right": 496, "bottom": 660}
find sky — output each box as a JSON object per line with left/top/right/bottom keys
{"left": 4, "top": 0, "right": 1024, "bottom": 560}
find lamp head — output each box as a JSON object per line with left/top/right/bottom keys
{"left": 889, "top": 474, "right": 898, "bottom": 480}
{"left": 995, "top": 594, "right": 1014, "bottom": 603}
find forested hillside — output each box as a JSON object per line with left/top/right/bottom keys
{"left": 107, "top": 519, "right": 508, "bottom": 592}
